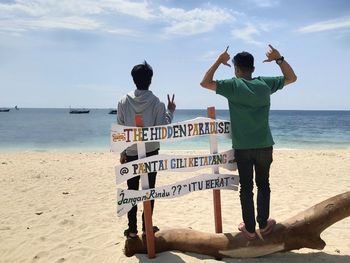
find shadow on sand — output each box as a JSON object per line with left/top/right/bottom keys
{"left": 134, "top": 251, "right": 350, "bottom": 263}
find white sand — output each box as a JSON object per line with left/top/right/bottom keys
{"left": 0, "top": 149, "right": 349, "bottom": 263}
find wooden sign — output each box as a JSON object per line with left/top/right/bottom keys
{"left": 115, "top": 149, "right": 237, "bottom": 184}
{"left": 116, "top": 173, "right": 239, "bottom": 217}
{"left": 111, "top": 117, "right": 231, "bottom": 152}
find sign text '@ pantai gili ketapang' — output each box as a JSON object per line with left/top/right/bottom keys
{"left": 115, "top": 150, "right": 236, "bottom": 184}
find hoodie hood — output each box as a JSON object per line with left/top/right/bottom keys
{"left": 118, "top": 88, "right": 173, "bottom": 156}
{"left": 126, "top": 89, "right": 158, "bottom": 113}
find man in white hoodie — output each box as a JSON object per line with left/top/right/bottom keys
{"left": 117, "top": 61, "right": 176, "bottom": 239}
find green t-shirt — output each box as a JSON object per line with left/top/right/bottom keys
{"left": 216, "top": 76, "right": 284, "bottom": 149}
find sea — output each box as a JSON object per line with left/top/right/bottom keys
{"left": 0, "top": 109, "right": 349, "bottom": 152}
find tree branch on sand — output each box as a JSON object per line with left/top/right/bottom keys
{"left": 124, "top": 191, "right": 350, "bottom": 258}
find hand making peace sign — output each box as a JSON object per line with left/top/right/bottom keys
{"left": 167, "top": 94, "right": 176, "bottom": 113}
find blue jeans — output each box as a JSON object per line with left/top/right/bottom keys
{"left": 235, "top": 146, "right": 273, "bottom": 233}
{"left": 126, "top": 149, "right": 159, "bottom": 233}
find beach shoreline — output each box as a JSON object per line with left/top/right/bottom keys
{"left": 0, "top": 149, "right": 349, "bottom": 262}
{"left": 1, "top": 146, "right": 350, "bottom": 154}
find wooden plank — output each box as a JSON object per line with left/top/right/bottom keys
{"left": 110, "top": 117, "right": 231, "bottom": 152}
{"left": 115, "top": 150, "right": 236, "bottom": 184}
{"left": 117, "top": 173, "right": 239, "bottom": 216}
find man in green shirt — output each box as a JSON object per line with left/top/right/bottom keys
{"left": 200, "top": 45, "right": 297, "bottom": 240}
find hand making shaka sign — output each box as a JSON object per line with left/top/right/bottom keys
{"left": 263, "top": 44, "right": 282, "bottom": 63}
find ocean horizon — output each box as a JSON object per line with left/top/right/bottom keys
{"left": 0, "top": 108, "right": 349, "bottom": 152}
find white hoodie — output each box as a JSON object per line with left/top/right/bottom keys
{"left": 117, "top": 89, "right": 173, "bottom": 156}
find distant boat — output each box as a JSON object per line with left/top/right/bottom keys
{"left": 0, "top": 108, "right": 10, "bottom": 112}
{"left": 109, "top": 109, "right": 117, "bottom": 114}
{"left": 69, "top": 109, "right": 90, "bottom": 114}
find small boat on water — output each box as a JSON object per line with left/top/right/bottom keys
{"left": 108, "top": 109, "right": 117, "bottom": 114}
{"left": 69, "top": 109, "right": 90, "bottom": 114}
{"left": 0, "top": 108, "right": 10, "bottom": 112}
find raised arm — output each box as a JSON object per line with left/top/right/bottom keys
{"left": 200, "top": 46, "right": 231, "bottom": 91}
{"left": 263, "top": 44, "right": 297, "bottom": 86}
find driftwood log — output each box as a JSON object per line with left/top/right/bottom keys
{"left": 124, "top": 191, "right": 350, "bottom": 258}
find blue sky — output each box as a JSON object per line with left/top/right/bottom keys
{"left": 0, "top": 0, "right": 349, "bottom": 110}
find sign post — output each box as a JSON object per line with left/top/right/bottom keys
{"left": 135, "top": 114, "right": 156, "bottom": 259}
{"left": 207, "top": 107, "right": 223, "bottom": 234}
{"left": 112, "top": 113, "right": 237, "bottom": 259}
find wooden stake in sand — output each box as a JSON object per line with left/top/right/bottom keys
{"left": 207, "top": 106, "right": 223, "bottom": 234}
{"left": 135, "top": 114, "right": 156, "bottom": 259}
{"left": 124, "top": 191, "right": 350, "bottom": 258}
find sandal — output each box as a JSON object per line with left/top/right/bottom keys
{"left": 142, "top": 226, "right": 160, "bottom": 236}
{"left": 124, "top": 229, "right": 138, "bottom": 239}
{"left": 238, "top": 222, "right": 256, "bottom": 240}
{"left": 260, "top": 219, "right": 276, "bottom": 236}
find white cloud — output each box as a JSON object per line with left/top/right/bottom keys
{"left": 104, "top": 0, "right": 154, "bottom": 20}
{"left": 31, "top": 16, "right": 101, "bottom": 31}
{"left": 104, "top": 28, "right": 138, "bottom": 36}
{"left": 0, "top": 0, "right": 153, "bottom": 35}
{"left": 0, "top": 0, "right": 154, "bottom": 19}
{"left": 251, "top": 0, "right": 280, "bottom": 8}
{"left": 0, "top": 1, "right": 236, "bottom": 38}
{"left": 0, "top": 15, "right": 138, "bottom": 36}
{"left": 298, "top": 17, "right": 350, "bottom": 33}
{"left": 231, "top": 24, "right": 263, "bottom": 46}
{"left": 199, "top": 50, "right": 219, "bottom": 61}
{"left": 159, "top": 6, "right": 233, "bottom": 36}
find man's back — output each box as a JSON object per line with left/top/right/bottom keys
{"left": 118, "top": 89, "right": 170, "bottom": 128}
{"left": 216, "top": 76, "right": 285, "bottom": 149}
{"left": 116, "top": 61, "right": 175, "bottom": 156}
{"left": 118, "top": 61, "right": 176, "bottom": 239}
{"left": 117, "top": 89, "right": 173, "bottom": 155}
{"left": 200, "top": 45, "right": 297, "bottom": 239}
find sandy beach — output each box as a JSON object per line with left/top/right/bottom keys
{"left": 0, "top": 149, "right": 349, "bottom": 263}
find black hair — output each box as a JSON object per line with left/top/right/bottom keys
{"left": 131, "top": 61, "right": 153, "bottom": 90}
{"left": 233, "top": 52, "right": 254, "bottom": 71}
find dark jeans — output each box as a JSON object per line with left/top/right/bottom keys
{"left": 235, "top": 146, "right": 273, "bottom": 233}
{"left": 126, "top": 149, "right": 159, "bottom": 233}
